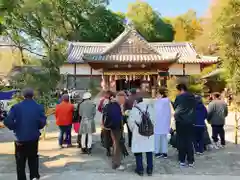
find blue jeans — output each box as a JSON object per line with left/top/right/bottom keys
{"left": 59, "top": 125, "right": 72, "bottom": 145}
{"left": 134, "top": 152, "right": 153, "bottom": 172}
{"left": 194, "top": 126, "right": 204, "bottom": 153}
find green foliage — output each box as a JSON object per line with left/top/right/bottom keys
{"left": 201, "top": 64, "right": 217, "bottom": 76}
{"left": 88, "top": 79, "right": 100, "bottom": 97}
{"left": 167, "top": 74, "right": 205, "bottom": 101}
{"left": 166, "top": 77, "right": 178, "bottom": 102}
{"left": 188, "top": 75, "right": 204, "bottom": 95}
{"left": 126, "top": 1, "right": 174, "bottom": 42}
{"left": 210, "top": 0, "right": 240, "bottom": 94}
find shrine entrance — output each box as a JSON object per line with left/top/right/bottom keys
{"left": 116, "top": 79, "right": 141, "bottom": 91}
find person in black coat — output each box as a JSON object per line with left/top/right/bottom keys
{"left": 173, "top": 84, "right": 197, "bottom": 167}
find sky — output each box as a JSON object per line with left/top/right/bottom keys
{"left": 108, "top": 0, "right": 211, "bottom": 17}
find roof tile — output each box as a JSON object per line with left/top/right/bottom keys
{"left": 67, "top": 28, "right": 219, "bottom": 64}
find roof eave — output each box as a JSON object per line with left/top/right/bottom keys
{"left": 82, "top": 52, "right": 180, "bottom": 64}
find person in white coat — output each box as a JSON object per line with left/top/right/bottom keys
{"left": 154, "top": 88, "right": 171, "bottom": 158}
{"left": 128, "top": 96, "right": 154, "bottom": 176}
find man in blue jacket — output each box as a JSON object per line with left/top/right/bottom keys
{"left": 103, "top": 92, "right": 125, "bottom": 170}
{"left": 4, "top": 88, "right": 47, "bottom": 180}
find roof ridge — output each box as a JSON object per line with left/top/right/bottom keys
{"left": 69, "top": 42, "right": 109, "bottom": 46}
{"left": 101, "top": 28, "right": 132, "bottom": 54}
{"left": 185, "top": 42, "right": 198, "bottom": 56}
{"left": 99, "top": 26, "right": 167, "bottom": 55}
{"left": 150, "top": 42, "right": 190, "bottom": 45}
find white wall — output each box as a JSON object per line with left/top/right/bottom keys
{"left": 60, "top": 64, "right": 74, "bottom": 74}
{"left": 169, "top": 63, "right": 183, "bottom": 75}
{"left": 168, "top": 63, "right": 201, "bottom": 75}
{"left": 60, "top": 63, "right": 201, "bottom": 76}
{"left": 60, "top": 64, "right": 102, "bottom": 75}
{"left": 185, "top": 64, "right": 201, "bottom": 75}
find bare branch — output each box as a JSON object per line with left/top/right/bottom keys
{"left": 0, "top": 44, "right": 46, "bottom": 57}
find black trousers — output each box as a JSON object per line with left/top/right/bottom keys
{"left": 211, "top": 125, "right": 225, "bottom": 145}
{"left": 126, "top": 123, "right": 132, "bottom": 148}
{"left": 176, "top": 122, "right": 194, "bottom": 164}
{"left": 15, "top": 140, "right": 40, "bottom": 180}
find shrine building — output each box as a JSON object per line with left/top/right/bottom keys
{"left": 60, "top": 26, "right": 219, "bottom": 95}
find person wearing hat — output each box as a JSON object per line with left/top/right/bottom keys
{"left": 4, "top": 88, "right": 47, "bottom": 180}
{"left": 78, "top": 92, "right": 96, "bottom": 154}
{"left": 55, "top": 94, "right": 74, "bottom": 148}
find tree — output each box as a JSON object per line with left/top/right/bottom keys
{"left": 1, "top": 0, "right": 116, "bottom": 107}
{"left": 210, "top": 0, "right": 240, "bottom": 94}
{"left": 173, "top": 18, "right": 187, "bottom": 42}
{"left": 126, "top": 1, "right": 174, "bottom": 42}
{"left": 172, "top": 10, "right": 203, "bottom": 42}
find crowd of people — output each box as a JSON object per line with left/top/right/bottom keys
{"left": 2, "top": 84, "right": 229, "bottom": 179}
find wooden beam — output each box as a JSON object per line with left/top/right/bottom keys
{"left": 183, "top": 64, "right": 186, "bottom": 76}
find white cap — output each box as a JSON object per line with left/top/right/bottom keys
{"left": 82, "top": 92, "right": 92, "bottom": 100}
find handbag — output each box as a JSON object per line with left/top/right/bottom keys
{"left": 73, "top": 122, "right": 80, "bottom": 133}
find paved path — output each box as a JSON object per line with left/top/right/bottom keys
{"left": 1, "top": 173, "right": 240, "bottom": 180}
{"left": 1, "top": 100, "right": 240, "bottom": 179}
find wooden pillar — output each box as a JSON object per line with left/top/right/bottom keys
{"left": 106, "top": 75, "right": 110, "bottom": 90}
{"left": 74, "top": 63, "right": 77, "bottom": 88}
{"left": 152, "top": 75, "right": 157, "bottom": 98}
{"left": 66, "top": 74, "right": 69, "bottom": 89}
{"left": 183, "top": 64, "right": 186, "bottom": 76}
{"left": 90, "top": 67, "right": 93, "bottom": 80}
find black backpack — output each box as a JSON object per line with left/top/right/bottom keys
{"left": 134, "top": 105, "right": 154, "bottom": 137}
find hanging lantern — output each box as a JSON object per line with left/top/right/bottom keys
{"left": 147, "top": 75, "right": 150, "bottom": 81}
{"left": 144, "top": 75, "right": 147, "bottom": 81}
{"left": 128, "top": 64, "right": 132, "bottom": 68}
{"left": 129, "top": 75, "right": 132, "bottom": 81}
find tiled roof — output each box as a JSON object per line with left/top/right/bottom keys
{"left": 83, "top": 54, "right": 178, "bottom": 63}
{"left": 67, "top": 28, "right": 219, "bottom": 64}
{"left": 68, "top": 42, "right": 108, "bottom": 63}
{"left": 101, "top": 27, "right": 160, "bottom": 55}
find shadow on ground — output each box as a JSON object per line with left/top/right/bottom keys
{"left": 1, "top": 134, "right": 240, "bottom": 175}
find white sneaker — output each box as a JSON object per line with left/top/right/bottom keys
{"left": 116, "top": 165, "right": 125, "bottom": 171}
{"left": 179, "top": 162, "right": 186, "bottom": 166}
{"left": 188, "top": 163, "right": 194, "bottom": 167}
{"left": 218, "top": 144, "right": 225, "bottom": 148}
{"left": 213, "top": 143, "right": 219, "bottom": 149}
{"left": 32, "top": 178, "right": 39, "bottom": 180}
